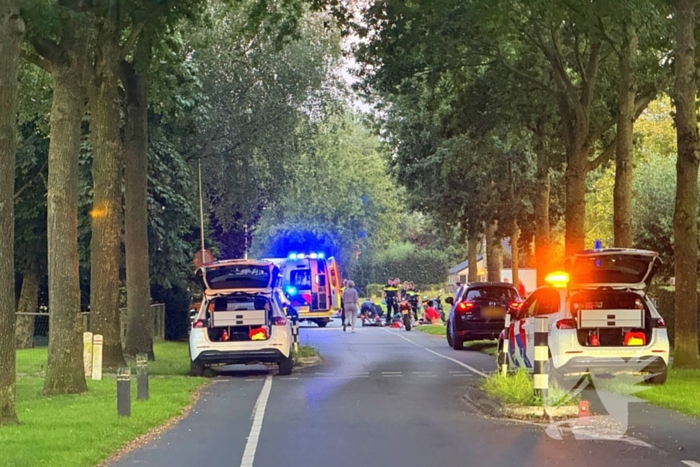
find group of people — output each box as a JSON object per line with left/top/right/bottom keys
{"left": 339, "top": 278, "right": 442, "bottom": 332}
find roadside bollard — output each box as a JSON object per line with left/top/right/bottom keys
{"left": 500, "top": 314, "right": 511, "bottom": 377}
{"left": 534, "top": 316, "right": 549, "bottom": 399}
{"left": 292, "top": 319, "right": 299, "bottom": 353}
{"left": 83, "top": 332, "right": 93, "bottom": 378}
{"left": 92, "top": 334, "right": 104, "bottom": 381}
{"left": 117, "top": 367, "right": 131, "bottom": 417}
{"left": 136, "top": 353, "right": 149, "bottom": 401}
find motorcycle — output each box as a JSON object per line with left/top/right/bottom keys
{"left": 399, "top": 299, "right": 412, "bottom": 331}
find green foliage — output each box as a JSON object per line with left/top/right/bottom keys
{"left": 353, "top": 242, "right": 450, "bottom": 290}
{"left": 647, "top": 285, "right": 700, "bottom": 349}
{"left": 365, "top": 283, "right": 384, "bottom": 298}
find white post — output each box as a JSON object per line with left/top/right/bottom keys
{"left": 83, "top": 332, "right": 94, "bottom": 378}
{"left": 501, "top": 314, "right": 510, "bottom": 376}
{"left": 92, "top": 334, "right": 104, "bottom": 381}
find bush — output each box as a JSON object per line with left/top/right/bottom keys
{"left": 366, "top": 283, "right": 385, "bottom": 298}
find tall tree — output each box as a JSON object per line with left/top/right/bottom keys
{"left": 671, "top": 0, "right": 700, "bottom": 369}
{"left": 23, "top": 0, "right": 91, "bottom": 394}
{"left": 0, "top": 0, "right": 23, "bottom": 424}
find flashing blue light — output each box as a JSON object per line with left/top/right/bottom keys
{"left": 594, "top": 239, "right": 602, "bottom": 250}
{"left": 297, "top": 253, "right": 306, "bottom": 259}
{"left": 288, "top": 253, "right": 298, "bottom": 260}
{"left": 318, "top": 252, "right": 325, "bottom": 259}
{"left": 285, "top": 286, "right": 298, "bottom": 296}
{"left": 309, "top": 253, "right": 318, "bottom": 259}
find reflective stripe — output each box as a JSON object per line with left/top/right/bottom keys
{"left": 533, "top": 374, "right": 549, "bottom": 389}
{"left": 534, "top": 346, "right": 548, "bottom": 362}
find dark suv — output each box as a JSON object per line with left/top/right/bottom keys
{"left": 445, "top": 282, "right": 521, "bottom": 350}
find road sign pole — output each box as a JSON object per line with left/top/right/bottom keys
{"left": 292, "top": 320, "right": 299, "bottom": 353}
{"left": 534, "top": 316, "right": 549, "bottom": 399}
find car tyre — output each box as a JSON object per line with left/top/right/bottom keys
{"left": 278, "top": 355, "right": 294, "bottom": 376}
{"left": 452, "top": 335, "right": 464, "bottom": 351}
{"left": 644, "top": 368, "right": 667, "bottom": 385}
{"left": 316, "top": 320, "right": 328, "bottom": 328}
{"left": 190, "top": 360, "right": 205, "bottom": 377}
{"left": 446, "top": 323, "right": 454, "bottom": 347}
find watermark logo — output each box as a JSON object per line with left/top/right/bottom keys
{"left": 543, "top": 356, "right": 656, "bottom": 441}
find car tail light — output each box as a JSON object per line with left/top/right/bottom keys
{"left": 272, "top": 316, "right": 287, "bottom": 326}
{"left": 192, "top": 319, "right": 205, "bottom": 329}
{"left": 556, "top": 318, "right": 576, "bottom": 330}
{"left": 456, "top": 301, "right": 475, "bottom": 313}
{"left": 654, "top": 317, "right": 666, "bottom": 328}
{"left": 509, "top": 301, "right": 522, "bottom": 310}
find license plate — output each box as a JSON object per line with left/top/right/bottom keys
{"left": 482, "top": 306, "right": 505, "bottom": 319}
{"left": 297, "top": 306, "right": 310, "bottom": 314}
{"left": 401, "top": 309, "right": 409, "bottom": 315}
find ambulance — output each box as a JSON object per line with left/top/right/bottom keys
{"left": 265, "top": 253, "right": 342, "bottom": 327}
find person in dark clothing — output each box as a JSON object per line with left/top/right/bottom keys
{"left": 383, "top": 278, "right": 399, "bottom": 325}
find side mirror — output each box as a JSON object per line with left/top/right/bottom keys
{"left": 445, "top": 297, "right": 454, "bottom": 305}
{"left": 188, "top": 309, "right": 198, "bottom": 322}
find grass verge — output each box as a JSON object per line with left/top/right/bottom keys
{"left": 598, "top": 368, "right": 700, "bottom": 418}
{"left": 4, "top": 342, "right": 205, "bottom": 467}
{"left": 292, "top": 344, "right": 320, "bottom": 363}
{"left": 481, "top": 369, "right": 578, "bottom": 407}
{"left": 412, "top": 326, "right": 499, "bottom": 356}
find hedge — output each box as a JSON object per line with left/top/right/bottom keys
{"left": 647, "top": 285, "right": 700, "bottom": 348}
{"left": 352, "top": 247, "right": 450, "bottom": 290}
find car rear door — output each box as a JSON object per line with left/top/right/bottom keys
{"left": 510, "top": 288, "right": 560, "bottom": 369}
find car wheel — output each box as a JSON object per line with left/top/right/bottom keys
{"left": 644, "top": 368, "right": 667, "bottom": 385}
{"left": 446, "top": 323, "right": 454, "bottom": 347}
{"left": 452, "top": 335, "right": 464, "bottom": 351}
{"left": 190, "top": 360, "right": 205, "bottom": 377}
{"left": 316, "top": 320, "right": 328, "bottom": 328}
{"left": 278, "top": 356, "right": 294, "bottom": 376}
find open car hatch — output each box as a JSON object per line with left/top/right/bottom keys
{"left": 196, "top": 260, "right": 280, "bottom": 295}
{"left": 565, "top": 249, "right": 661, "bottom": 291}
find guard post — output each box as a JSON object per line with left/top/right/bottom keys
{"left": 136, "top": 353, "right": 149, "bottom": 401}
{"left": 83, "top": 332, "right": 93, "bottom": 378}
{"left": 92, "top": 334, "right": 103, "bottom": 381}
{"left": 534, "top": 316, "right": 549, "bottom": 399}
{"left": 117, "top": 366, "right": 131, "bottom": 417}
{"left": 292, "top": 316, "right": 299, "bottom": 353}
{"left": 500, "top": 313, "right": 511, "bottom": 376}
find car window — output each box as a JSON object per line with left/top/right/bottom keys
{"left": 521, "top": 291, "right": 541, "bottom": 317}
{"left": 533, "top": 288, "right": 560, "bottom": 316}
{"left": 465, "top": 286, "right": 517, "bottom": 301}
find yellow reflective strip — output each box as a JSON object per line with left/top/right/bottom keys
{"left": 533, "top": 374, "right": 549, "bottom": 389}
{"left": 534, "top": 346, "right": 548, "bottom": 362}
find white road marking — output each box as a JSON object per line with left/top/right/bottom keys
{"left": 419, "top": 374, "right": 438, "bottom": 378}
{"left": 239, "top": 375, "right": 272, "bottom": 467}
{"left": 279, "top": 377, "right": 299, "bottom": 380}
{"left": 314, "top": 372, "right": 333, "bottom": 375}
{"left": 381, "top": 371, "right": 402, "bottom": 375}
{"left": 383, "top": 329, "right": 489, "bottom": 378}
{"left": 452, "top": 374, "right": 471, "bottom": 377}
{"left": 383, "top": 374, "right": 403, "bottom": 378}
{"left": 682, "top": 461, "right": 700, "bottom": 467}
{"left": 245, "top": 379, "right": 264, "bottom": 382}
{"left": 412, "top": 371, "right": 433, "bottom": 375}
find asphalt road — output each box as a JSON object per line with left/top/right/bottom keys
{"left": 112, "top": 321, "right": 700, "bottom": 467}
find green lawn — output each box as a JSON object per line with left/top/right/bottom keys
{"left": 601, "top": 369, "right": 700, "bottom": 418}
{"left": 4, "top": 342, "right": 205, "bottom": 467}
{"left": 413, "top": 326, "right": 499, "bottom": 355}
{"left": 414, "top": 324, "right": 447, "bottom": 336}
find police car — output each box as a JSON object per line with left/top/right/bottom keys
{"left": 189, "top": 259, "right": 294, "bottom": 377}
{"left": 499, "top": 249, "right": 670, "bottom": 384}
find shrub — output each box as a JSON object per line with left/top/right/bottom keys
{"left": 647, "top": 285, "right": 700, "bottom": 348}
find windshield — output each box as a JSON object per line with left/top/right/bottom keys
{"left": 205, "top": 265, "right": 271, "bottom": 290}
{"left": 465, "top": 286, "right": 517, "bottom": 302}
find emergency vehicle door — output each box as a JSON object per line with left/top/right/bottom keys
{"left": 521, "top": 287, "right": 561, "bottom": 369}
{"left": 328, "top": 258, "right": 340, "bottom": 309}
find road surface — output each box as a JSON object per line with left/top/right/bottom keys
{"left": 112, "top": 321, "right": 700, "bottom": 467}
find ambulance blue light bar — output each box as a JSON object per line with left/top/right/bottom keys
{"left": 285, "top": 286, "right": 297, "bottom": 295}
{"left": 287, "top": 252, "right": 326, "bottom": 260}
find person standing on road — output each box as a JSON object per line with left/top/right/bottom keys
{"left": 383, "top": 278, "right": 400, "bottom": 325}
{"left": 342, "top": 280, "right": 359, "bottom": 332}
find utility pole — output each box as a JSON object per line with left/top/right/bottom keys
{"left": 198, "top": 159, "right": 205, "bottom": 255}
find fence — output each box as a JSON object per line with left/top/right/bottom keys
{"left": 15, "top": 304, "right": 165, "bottom": 375}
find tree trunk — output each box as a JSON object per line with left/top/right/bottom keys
{"left": 467, "top": 234, "right": 479, "bottom": 283}
{"left": 44, "top": 55, "right": 90, "bottom": 396}
{"left": 613, "top": 22, "right": 637, "bottom": 248}
{"left": 564, "top": 151, "right": 588, "bottom": 256}
{"left": 672, "top": 0, "right": 700, "bottom": 369}
{"left": 15, "top": 261, "right": 39, "bottom": 349}
{"left": 533, "top": 149, "right": 551, "bottom": 286}
{"left": 511, "top": 224, "right": 520, "bottom": 287}
{"left": 0, "top": 0, "right": 23, "bottom": 424}
{"left": 485, "top": 221, "right": 502, "bottom": 282}
{"left": 122, "top": 60, "right": 154, "bottom": 360}
{"left": 88, "top": 28, "right": 125, "bottom": 369}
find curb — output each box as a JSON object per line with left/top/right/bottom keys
{"left": 463, "top": 384, "right": 578, "bottom": 422}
